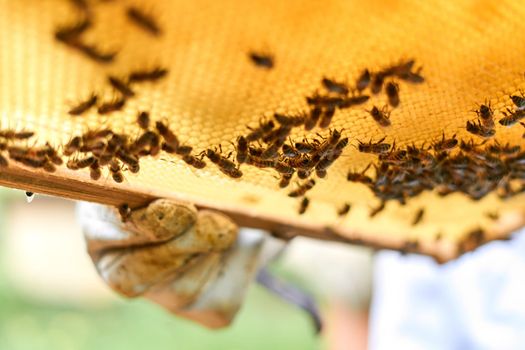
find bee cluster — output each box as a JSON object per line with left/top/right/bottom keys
{"left": 40, "top": 0, "right": 525, "bottom": 236}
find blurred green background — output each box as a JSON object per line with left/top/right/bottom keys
{"left": 0, "top": 189, "right": 320, "bottom": 350}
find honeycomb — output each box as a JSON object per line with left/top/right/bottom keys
{"left": 0, "top": 0, "right": 524, "bottom": 262}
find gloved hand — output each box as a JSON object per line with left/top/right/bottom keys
{"left": 76, "top": 198, "right": 276, "bottom": 328}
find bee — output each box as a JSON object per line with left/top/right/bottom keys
{"left": 109, "top": 160, "right": 124, "bottom": 183}
{"left": 69, "top": 94, "right": 97, "bottom": 115}
{"left": 322, "top": 78, "right": 349, "bottom": 95}
{"left": 97, "top": 97, "right": 126, "bottom": 114}
{"left": 274, "top": 113, "right": 305, "bottom": 127}
{"left": 357, "top": 137, "right": 391, "bottom": 154}
{"left": 235, "top": 136, "right": 249, "bottom": 163}
{"left": 475, "top": 102, "right": 494, "bottom": 128}
{"left": 347, "top": 164, "right": 372, "bottom": 184}
{"left": 248, "top": 52, "right": 274, "bottom": 69}
{"left": 369, "top": 105, "right": 391, "bottom": 127}
{"left": 295, "top": 140, "right": 315, "bottom": 154}
{"left": 274, "top": 161, "right": 295, "bottom": 175}
{"left": 466, "top": 120, "right": 495, "bottom": 138}
{"left": 412, "top": 208, "right": 425, "bottom": 226}
{"left": 297, "top": 168, "right": 312, "bottom": 179}
{"left": 398, "top": 66, "right": 424, "bottom": 84}
{"left": 248, "top": 145, "right": 264, "bottom": 157}
{"left": 278, "top": 173, "right": 293, "bottom": 188}
{"left": 433, "top": 133, "right": 458, "bottom": 151}
{"left": 175, "top": 144, "right": 193, "bottom": 156}
{"left": 77, "top": 155, "right": 96, "bottom": 169}
{"left": 282, "top": 155, "right": 312, "bottom": 169}
{"left": 262, "top": 125, "right": 291, "bottom": 144}
{"left": 155, "top": 121, "right": 179, "bottom": 149}
{"left": 134, "top": 111, "right": 150, "bottom": 130}
{"left": 0, "top": 130, "right": 35, "bottom": 140}
{"left": 182, "top": 154, "right": 207, "bottom": 169}
{"left": 12, "top": 156, "right": 45, "bottom": 168}
{"left": 510, "top": 92, "right": 525, "bottom": 110}
{"left": 118, "top": 203, "right": 132, "bottom": 222}
{"left": 74, "top": 42, "right": 118, "bottom": 64}
{"left": 54, "top": 18, "right": 91, "bottom": 43}
{"left": 338, "top": 203, "right": 351, "bottom": 216}
{"left": 205, "top": 148, "right": 243, "bottom": 178}
{"left": 370, "top": 73, "right": 385, "bottom": 94}
{"left": 42, "top": 160, "right": 56, "bottom": 173}
{"left": 385, "top": 81, "right": 400, "bottom": 107}
{"left": 116, "top": 149, "right": 139, "bottom": 167}
{"left": 315, "top": 149, "right": 342, "bottom": 171}
{"left": 261, "top": 140, "right": 285, "bottom": 159}
{"left": 319, "top": 106, "right": 336, "bottom": 128}
{"left": 246, "top": 119, "right": 275, "bottom": 142}
{"left": 132, "top": 131, "right": 159, "bottom": 153}
{"left": 304, "top": 106, "right": 322, "bottom": 131}
{"left": 298, "top": 197, "right": 310, "bottom": 215}
{"left": 369, "top": 201, "right": 385, "bottom": 218}
{"left": 108, "top": 76, "right": 134, "bottom": 97}
{"left": 337, "top": 94, "right": 370, "bottom": 109}
{"left": 315, "top": 168, "right": 326, "bottom": 178}
{"left": 247, "top": 155, "right": 275, "bottom": 168}
{"left": 126, "top": 6, "right": 162, "bottom": 36}
{"left": 356, "top": 69, "right": 371, "bottom": 91}
{"left": 89, "top": 161, "right": 102, "bottom": 180}
{"left": 128, "top": 67, "right": 168, "bottom": 83}
{"left": 282, "top": 143, "right": 300, "bottom": 158}
{"left": 499, "top": 108, "right": 525, "bottom": 127}
{"left": 288, "top": 179, "right": 316, "bottom": 197}
{"left": 521, "top": 122, "right": 525, "bottom": 138}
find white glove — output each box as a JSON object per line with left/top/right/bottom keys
{"left": 76, "top": 199, "right": 283, "bottom": 328}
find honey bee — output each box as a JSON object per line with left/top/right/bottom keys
{"left": 282, "top": 143, "right": 300, "bottom": 158}
{"left": 108, "top": 76, "right": 135, "bottom": 97}
{"left": 109, "top": 159, "right": 124, "bottom": 183}
{"left": 0, "top": 130, "right": 35, "bottom": 140}
{"left": 128, "top": 67, "right": 168, "bottom": 83}
{"left": 385, "top": 81, "right": 400, "bottom": 107}
{"left": 337, "top": 94, "right": 370, "bottom": 109}
{"left": 294, "top": 140, "right": 315, "bottom": 154}
{"left": 315, "top": 149, "right": 342, "bottom": 171}
{"left": 54, "top": 18, "right": 91, "bottom": 43}
{"left": 304, "top": 106, "right": 322, "bottom": 131}
{"left": 297, "top": 197, "right": 310, "bottom": 215}
{"left": 42, "top": 160, "right": 56, "bottom": 173}
{"left": 261, "top": 140, "right": 283, "bottom": 159}
{"left": 155, "top": 121, "right": 179, "bottom": 149}
{"left": 432, "top": 133, "right": 458, "bottom": 151}
{"left": 475, "top": 102, "right": 494, "bottom": 129}
{"left": 288, "top": 179, "right": 316, "bottom": 197}
{"left": 356, "top": 69, "right": 371, "bottom": 91}
{"left": 319, "top": 106, "right": 336, "bottom": 128}
{"left": 182, "top": 154, "right": 207, "bottom": 169}
{"left": 279, "top": 173, "right": 293, "bottom": 188}
{"left": 297, "top": 168, "right": 312, "bottom": 179}
{"left": 97, "top": 97, "right": 126, "bottom": 114}
{"left": 132, "top": 131, "right": 159, "bottom": 153}
{"left": 77, "top": 155, "right": 96, "bottom": 169}
{"left": 282, "top": 155, "right": 311, "bottom": 169}
{"left": 235, "top": 136, "right": 249, "bottom": 164}
{"left": 322, "top": 78, "right": 349, "bottom": 95}
{"left": 118, "top": 203, "right": 132, "bottom": 222}
{"left": 137, "top": 111, "right": 150, "bottom": 129}
{"left": 69, "top": 94, "right": 97, "bottom": 116}
{"left": 74, "top": 42, "right": 118, "bottom": 64}
{"left": 246, "top": 155, "right": 275, "bottom": 168}
{"left": 246, "top": 119, "right": 275, "bottom": 142}
{"left": 174, "top": 144, "right": 192, "bottom": 156}
{"left": 117, "top": 149, "right": 139, "bottom": 167}
{"left": 412, "top": 208, "right": 425, "bottom": 226}
{"left": 499, "top": 108, "right": 525, "bottom": 127}
{"left": 205, "top": 148, "right": 243, "bottom": 178}
{"left": 126, "top": 6, "right": 162, "bottom": 36}
{"left": 337, "top": 203, "right": 351, "bottom": 216}
{"left": 248, "top": 52, "right": 274, "bottom": 69}
{"left": 398, "top": 66, "right": 424, "bottom": 84}
{"left": 347, "top": 164, "right": 372, "bottom": 184}
{"left": 89, "top": 161, "right": 102, "bottom": 180}
{"left": 370, "top": 73, "right": 385, "bottom": 94}
{"left": 466, "top": 120, "right": 495, "bottom": 138}
{"left": 369, "top": 105, "right": 391, "bottom": 127}
{"left": 357, "top": 137, "right": 391, "bottom": 154}
{"left": 274, "top": 161, "right": 295, "bottom": 175}
{"left": 274, "top": 113, "right": 305, "bottom": 127}
{"left": 510, "top": 92, "right": 525, "bottom": 110}
{"left": 248, "top": 145, "right": 264, "bottom": 157}
{"left": 315, "top": 168, "right": 326, "bottom": 178}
